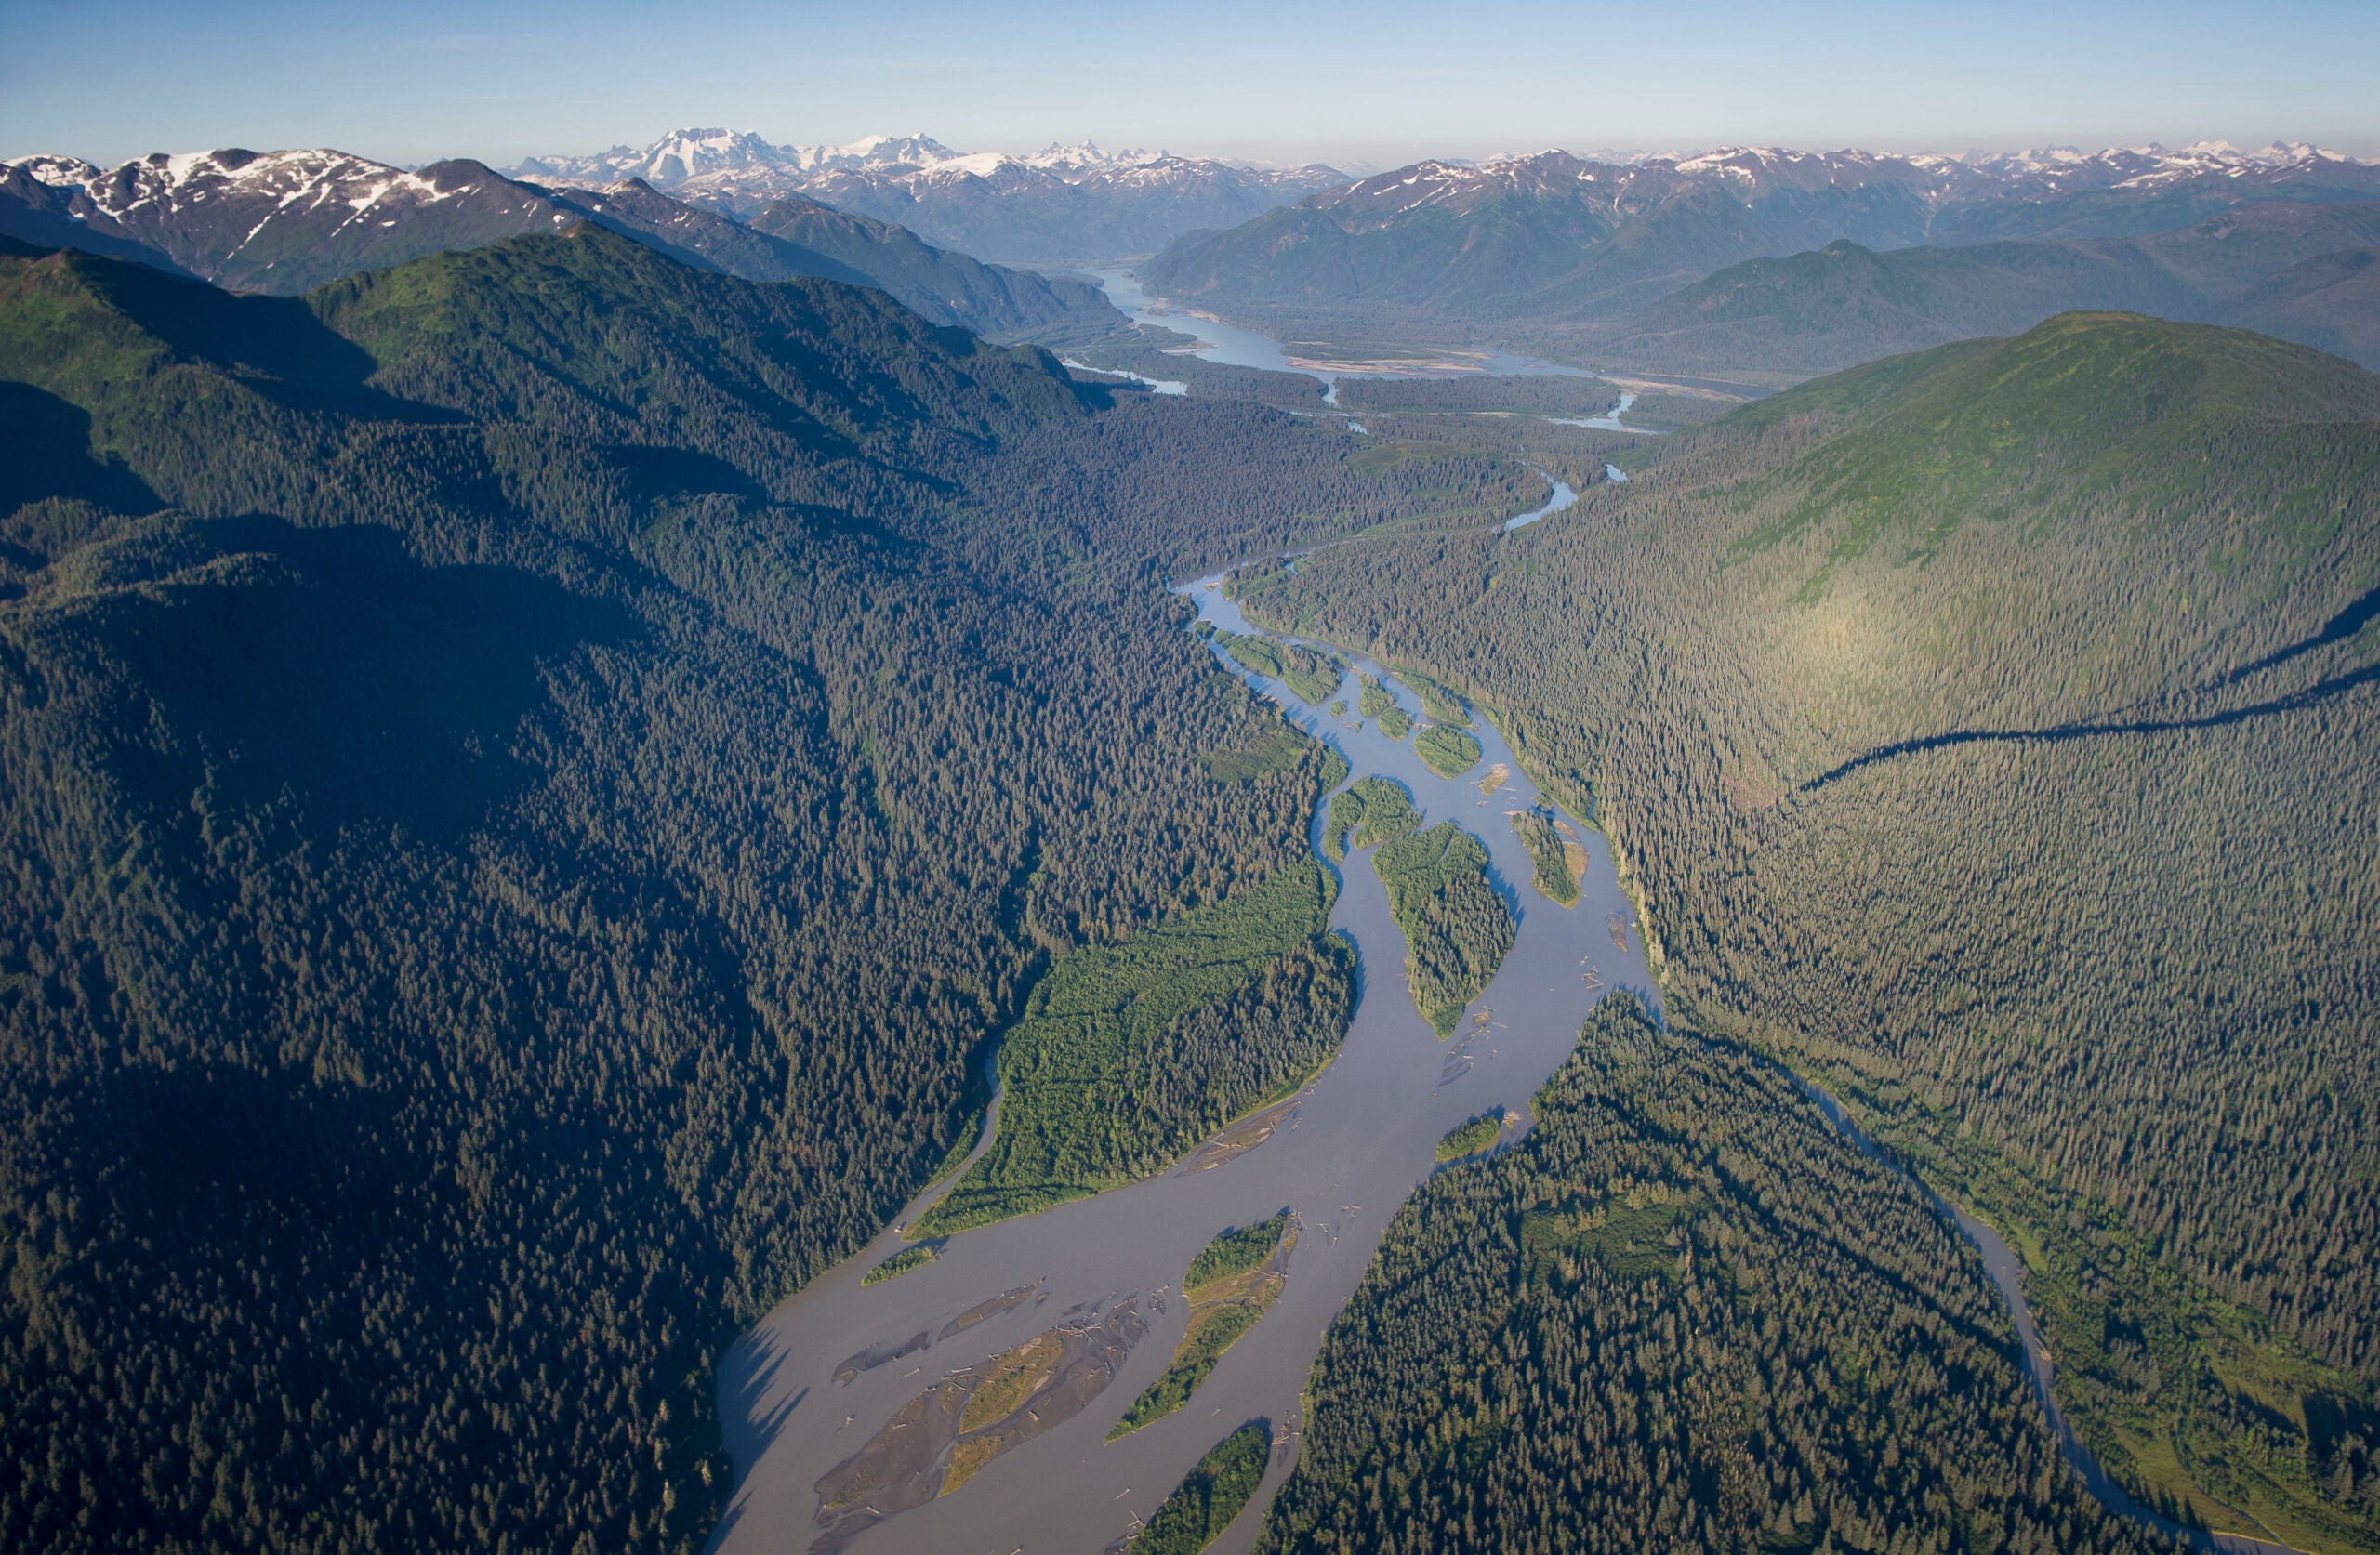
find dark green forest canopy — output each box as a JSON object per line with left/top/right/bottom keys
{"left": 1233, "top": 312, "right": 2380, "bottom": 1548}
{"left": 0, "top": 231, "right": 1510, "bottom": 1555}
{"left": 1331, "top": 776, "right": 1513, "bottom": 1036}
{"left": 1258, "top": 998, "right": 2169, "bottom": 1555}
{"left": 1143, "top": 1422, "right": 1274, "bottom": 1555}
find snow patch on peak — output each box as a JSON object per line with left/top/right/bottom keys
{"left": 10, "top": 154, "right": 102, "bottom": 189}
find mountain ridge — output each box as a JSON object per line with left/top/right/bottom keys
{"left": 0, "top": 146, "right": 1124, "bottom": 341}
{"left": 1222, "top": 312, "right": 2380, "bottom": 1547}
{"left": 1140, "top": 141, "right": 2380, "bottom": 342}
{"left": 0, "top": 220, "right": 1485, "bottom": 1554}
{"left": 1575, "top": 200, "right": 2380, "bottom": 378}
{"left": 503, "top": 126, "right": 1347, "bottom": 268}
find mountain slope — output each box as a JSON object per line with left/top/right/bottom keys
{"left": 1580, "top": 202, "right": 2380, "bottom": 378}
{"left": 1225, "top": 313, "right": 2380, "bottom": 1549}
{"left": 508, "top": 127, "right": 1347, "bottom": 268}
{"left": 0, "top": 227, "right": 1503, "bottom": 1554}
{"left": 1, "top": 149, "right": 576, "bottom": 293}
{"left": 2217, "top": 247, "right": 2380, "bottom": 368}
{"left": 740, "top": 193, "right": 1119, "bottom": 340}
{"left": 1142, "top": 142, "right": 2380, "bottom": 346}
{"left": 1, "top": 149, "right": 1125, "bottom": 342}
{"left": 544, "top": 178, "right": 1120, "bottom": 341}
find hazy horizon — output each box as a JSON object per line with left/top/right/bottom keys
{"left": 6, "top": 0, "right": 2375, "bottom": 169}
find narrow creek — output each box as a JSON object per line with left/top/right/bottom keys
{"left": 1795, "top": 1087, "right": 2294, "bottom": 1555}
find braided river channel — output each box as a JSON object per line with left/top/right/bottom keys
{"left": 710, "top": 279, "right": 2282, "bottom": 1555}
{"left": 710, "top": 570, "right": 1662, "bottom": 1555}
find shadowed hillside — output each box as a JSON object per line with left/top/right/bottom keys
{"left": 0, "top": 227, "right": 1523, "bottom": 1554}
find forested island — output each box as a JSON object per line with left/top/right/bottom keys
{"left": 1329, "top": 776, "right": 1515, "bottom": 1035}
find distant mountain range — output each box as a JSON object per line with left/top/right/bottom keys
{"left": 1140, "top": 141, "right": 2380, "bottom": 346}
{"left": 506, "top": 128, "right": 1347, "bottom": 269}
{"left": 1583, "top": 200, "right": 2380, "bottom": 377}
{"left": 12, "top": 134, "right": 2374, "bottom": 381}
{"left": 0, "top": 148, "right": 1122, "bottom": 343}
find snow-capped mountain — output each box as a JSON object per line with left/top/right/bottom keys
{"left": 0, "top": 147, "right": 1126, "bottom": 342}
{"left": 1, "top": 148, "right": 577, "bottom": 293}
{"left": 503, "top": 130, "right": 1348, "bottom": 268}
{"left": 1142, "top": 140, "right": 2380, "bottom": 325}
{"left": 1960, "top": 139, "right": 2352, "bottom": 189}
{"left": 511, "top": 129, "right": 971, "bottom": 188}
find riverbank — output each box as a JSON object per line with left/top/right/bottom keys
{"left": 707, "top": 572, "right": 1658, "bottom": 1555}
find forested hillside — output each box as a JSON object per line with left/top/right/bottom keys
{"left": 0, "top": 150, "right": 1124, "bottom": 341}
{"left": 1580, "top": 202, "right": 2380, "bottom": 380}
{"left": 1139, "top": 145, "right": 2380, "bottom": 362}
{"left": 1260, "top": 998, "right": 2168, "bottom": 1554}
{"left": 1235, "top": 313, "right": 2380, "bottom": 1549}
{"left": 0, "top": 229, "right": 1522, "bottom": 1553}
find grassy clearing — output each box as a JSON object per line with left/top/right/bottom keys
{"left": 961, "top": 1331, "right": 1066, "bottom": 1434}
{"left": 916, "top": 863, "right": 1354, "bottom": 1235}
{"left": 1520, "top": 1190, "right": 1699, "bottom": 1285}
{"left": 1202, "top": 721, "right": 1310, "bottom": 784}
{"left": 1111, "top": 1216, "right": 1294, "bottom": 1439}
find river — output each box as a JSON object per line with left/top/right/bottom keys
{"left": 708, "top": 288, "right": 2281, "bottom": 1555}
{"left": 712, "top": 582, "right": 1661, "bottom": 1555}
{"left": 1083, "top": 267, "right": 1602, "bottom": 406}
{"left": 711, "top": 569, "right": 2285, "bottom": 1555}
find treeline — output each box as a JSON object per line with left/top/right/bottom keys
{"left": 0, "top": 231, "right": 1499, "bottom": 1553}
{"left": 1258, "top": 997, "right": 2172, "bottom": 1555}
{"left": 1232, "top": 314, "right": 2380, "bottom": 1548}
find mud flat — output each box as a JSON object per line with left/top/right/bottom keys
{"left": 1179, "top": 1088, "right": 1307, "bottom": 1175}
{"left": 811, "top": 1296, "right": 1149, "bottom": 1553}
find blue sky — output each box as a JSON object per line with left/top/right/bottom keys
{"left": 5, "top": 0, "right": 2374, "bottom": 168}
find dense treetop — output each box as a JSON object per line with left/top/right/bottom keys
{"left": 0, "top": 229, "right": 1521, "bottom": 1554}
{"left": 1234, "top": 313, "right": 2380, "bottom": 1548}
